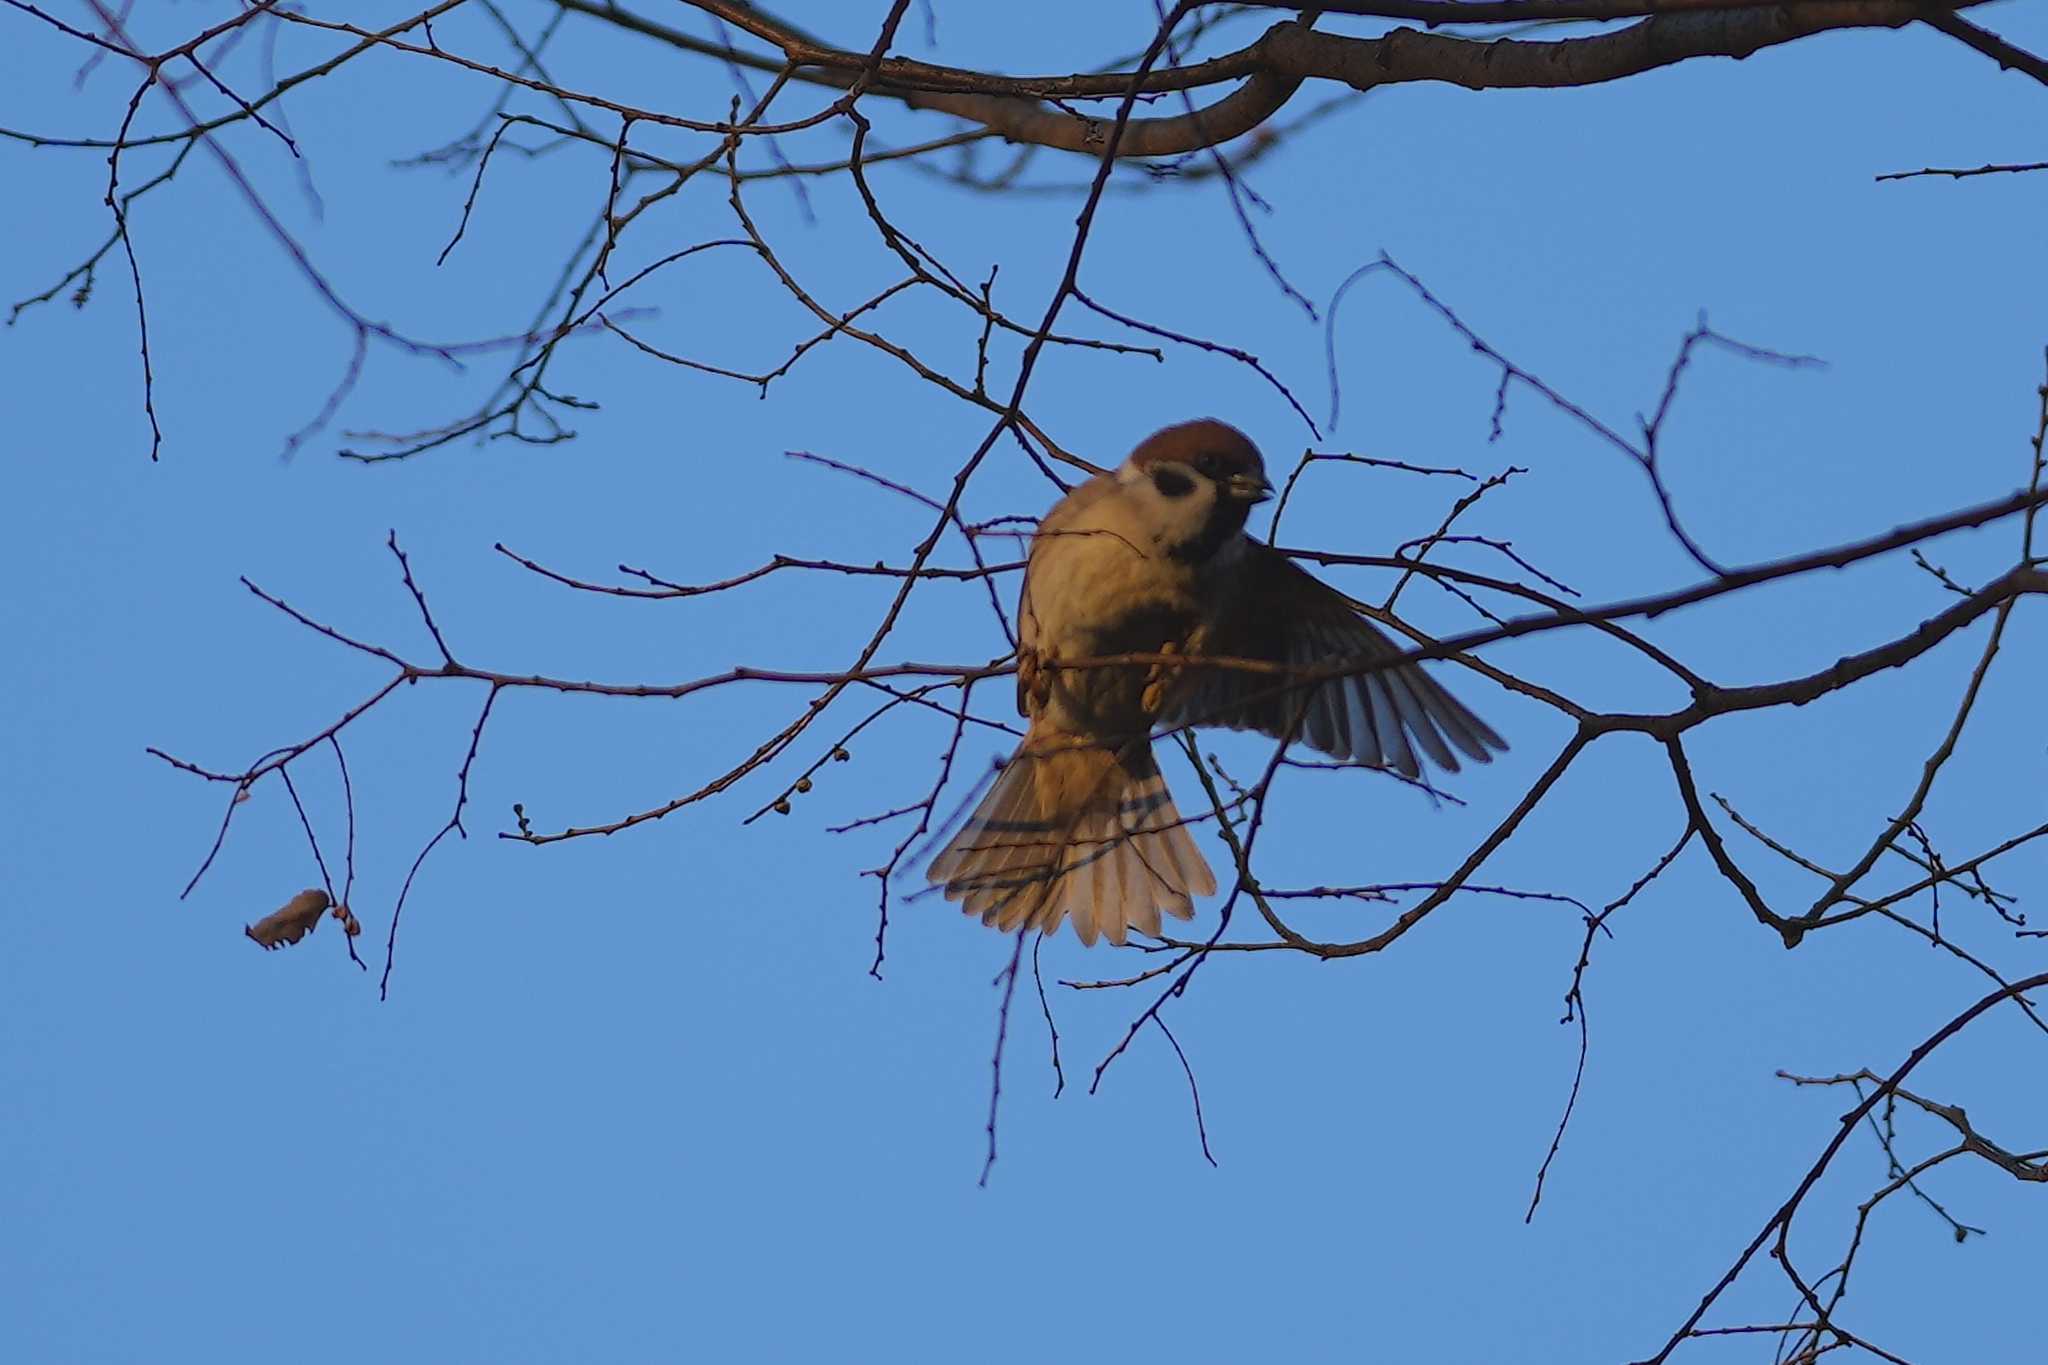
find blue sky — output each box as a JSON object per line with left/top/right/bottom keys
{"left": 6, "top": 3, "right": 2048, "bottom": 1361}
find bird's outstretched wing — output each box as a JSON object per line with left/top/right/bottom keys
{"left": 1162, "top": 543, "right": 1506, "bottom": 778}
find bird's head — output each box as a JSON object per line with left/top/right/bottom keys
{"left": 1119, "top": 419, "right": 1273, "bottom": 562}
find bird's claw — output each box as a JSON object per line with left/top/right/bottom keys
{"left": 1019, "top": 646, "right": 1054, "bottom": 710}
{"left": 1141, "top": 640, "right": 1182, "bottom": 715}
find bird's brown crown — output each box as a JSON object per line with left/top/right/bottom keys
{"left": 1128, "top": 419, "right": 1265, "bottom": 482}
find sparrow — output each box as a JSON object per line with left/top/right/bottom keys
{"left": 928, "top": 419, "right": 1507, "bottom": 946}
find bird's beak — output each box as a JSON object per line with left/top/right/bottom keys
{"left": 1227, "top": 473, "right": 1274, "bottom": 505}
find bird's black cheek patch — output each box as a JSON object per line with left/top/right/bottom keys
{"left": 1151, "top": 467, "right": 1195, "bottom": 498}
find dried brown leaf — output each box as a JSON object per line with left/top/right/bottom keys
{"left": 245, "top": 889, "right": 331, "bottom": 950}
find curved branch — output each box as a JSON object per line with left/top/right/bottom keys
{"left": 1641, "top": 970, "right": 2048, "bottom": 1363}
{"left": 900, "top": 69, "right": 1305, "bottom": 159}
{"left": 558, "top": 1, "right": 1979, "bottom": 158}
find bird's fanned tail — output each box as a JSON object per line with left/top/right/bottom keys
{"left": 927, "top": 729, "right": 1215, "bottom": 945}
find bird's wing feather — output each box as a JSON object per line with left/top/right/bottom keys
{"left": 1163, "top": 542, "right": 1506, "bottom": 778}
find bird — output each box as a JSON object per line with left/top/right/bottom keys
{"left": 927, "top": 418, "right": 1507, "bottom": 947}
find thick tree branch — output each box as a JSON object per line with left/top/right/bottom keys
{"left": 1261, "top": 3, "right": 1970, "bottom": 94}
{"left": 553, "top": 1, "right": 1979, "bottom": 158}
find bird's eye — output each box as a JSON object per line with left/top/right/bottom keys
{"left": 1193, "top": 453, "right": 1223, "bottom": 477}
{"left": 1151, "top": 467, "right": 1195, "bottom": 498}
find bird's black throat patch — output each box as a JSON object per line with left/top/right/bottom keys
{"left": 1165, "top": 491, "right": 1252, "bottom": 565}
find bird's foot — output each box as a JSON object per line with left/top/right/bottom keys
{"left": 1141, "top": 640, "right": 1183, "bottom": 715}
{"left": 1018, "top": 646, "right": 1054, "bottom": 710}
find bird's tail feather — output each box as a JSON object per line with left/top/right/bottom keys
{"left": 928, "top": 730, "right": 1215, "bottom": 946}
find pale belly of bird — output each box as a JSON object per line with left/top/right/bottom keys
{"left": 1041, "top": 599, "right": 1201, "bottom": 741}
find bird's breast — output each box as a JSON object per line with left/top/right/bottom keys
{"left": 1020, "top": 506, "right": 1207, "bottom": 736}
{"left": 1023, "top": 517, "right": 1200, "bottom": 649}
